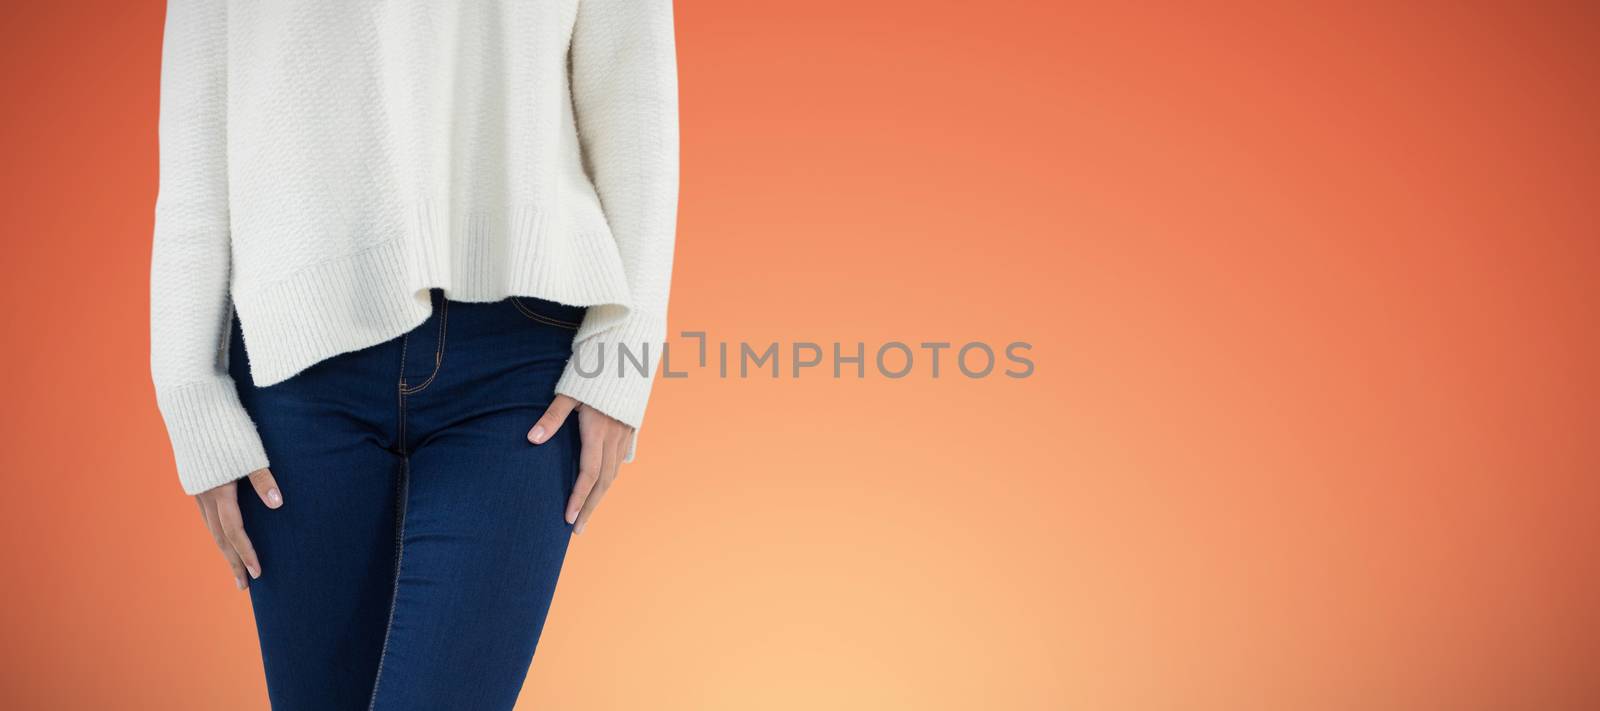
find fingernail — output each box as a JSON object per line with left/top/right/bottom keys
{"left": 247, "top": 564, "right": 261, "bottom": 580}
{"left": 529, "top": 425, "right": 546, "bottom": 444}
{"left": 565, "top": 510, "right": 577, "bottom": 524}
{"left": 573, "top": 522, "right": 585, "bottom": 535}
{"left": 267, "top": 488, "right": 283, "bottom": 508}
{"left": 235, "top": 577, "right": 246, "bottom": 590}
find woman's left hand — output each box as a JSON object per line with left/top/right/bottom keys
{"left": 527, "top": 394, "right": 634, "bottom": 535}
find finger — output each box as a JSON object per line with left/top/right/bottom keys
{"left": 574, "top": 431, "right": 620, "bottom": 535}
{"left": 215, "top": 494, "right": 262, "bottom": 581}
{"left": 566, "top": 425, "right": 605, "bottom": 527}
{"left": 199, "top": 496, "right": 224, "bottom": 549}
{"left": 605, "top": 429, "right": 628, "bottom": 482}
{"left": 246, "top": 468, "right": 283, "bottom": 509}
{"left": 529, "top": 394, "right": 579, "bottom": 445}
{"left": 573, "top": 470, "right": 612, "bottom": 536}
{"left": 202, "top": 495, "right": 249, "bottom": 590}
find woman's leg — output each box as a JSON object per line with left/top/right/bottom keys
{"left": 365, "top": 408, "right": 580, "bottom": 709}
{"left": 237, "top": 445, "right": 402, "bottom": 708}
{"left": 230, "top": 314, "right": 407, "bottom": 709}
{"left": 365, "top": 296, "right": 582, "bottom": 710}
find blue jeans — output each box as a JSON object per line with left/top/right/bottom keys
{"left": 229, "top": 289, "right": 585, "bottom": 710}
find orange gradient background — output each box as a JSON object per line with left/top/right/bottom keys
{"left": 2, "top": 1, "right": 1597, "bottom": 709}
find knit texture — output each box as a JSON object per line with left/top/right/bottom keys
{"left": 150, "top": 0, "right": 678, "bottom": 495}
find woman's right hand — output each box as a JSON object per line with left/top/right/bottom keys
{"left": 195, "top": 468, "right": 283, "bottom": 590}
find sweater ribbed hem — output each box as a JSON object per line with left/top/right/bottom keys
{"left": 231, "top": 239, "right": 434, "bottom": 386}
{"left": 555, "top": 311, "right": 667, "bottom": 463}
{"left": 231, "top": 200, "right": 636, "bottom": 387}
{"left": 155, "top": 378, "right": 272, "bottom": 495}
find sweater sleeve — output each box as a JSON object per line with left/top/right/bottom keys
{"left": 556, "top": 0, "right": 680, "bottom": 458}
{"left": 150, "top": 0, "right": 271, "bottom": 496}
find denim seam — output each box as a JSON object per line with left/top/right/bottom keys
{"left": 511, "top": 296, "right": 581, "bottom": 329}
{"left": 366, "top": 456, "right": 410, "bottom": 710}
{"left": 396, "top": 333, "right": 409, "bottom": 452}
{"left": 400, "top": 299, "right": 449, "bottom": 395}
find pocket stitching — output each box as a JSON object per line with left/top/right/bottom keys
{"left": 511, "top": 297, "right": 581, "bottom": 330}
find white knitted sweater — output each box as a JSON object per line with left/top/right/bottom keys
{"left": 150, "top": 1, "right": 678, "bottom": 495}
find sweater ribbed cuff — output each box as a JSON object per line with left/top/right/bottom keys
{"left": 155, "top": 378, "right": 271, "bottom": 495}
{"left": 554, "top": 313, "right": 666, "bottom": 463}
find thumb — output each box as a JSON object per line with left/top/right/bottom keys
{"left": 529, "top": 394, "right": 579, "bottom": 445}
{"left": 245, "top": 468, "right": 283, "bottom": 509}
